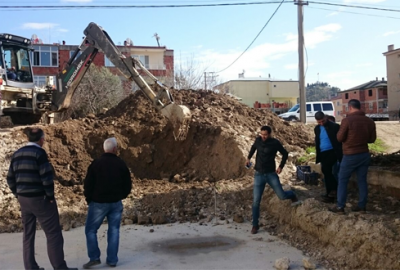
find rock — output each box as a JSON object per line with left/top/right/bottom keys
{"left": 302, "top": 258, "right": 316, "bottom": 269}
{"left": 138, "top": 216, "right": 151, "bottom": 225}
{"left": 395, "top": 218, "right": 400, "bottom": 224}
{"left": 274, "top": 257, "right": 290, "bottom": 270}
{"left": 233, "top": 214, "right": 244, "bottom": 223}
{"left": 152, "top": 214, "right": 167, "bottom": 225}
{"left": 149, "top": 229, "right": 154, "bottom": 233}
{"left": 124, "top": 219, "right": 134, "bottom": 225}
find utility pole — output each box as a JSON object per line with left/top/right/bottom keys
{"left": 295, "top": 0, "right": 308, "bottom": 123}
{"left": 204, "top": 72, "right": 207, "bottom": 90}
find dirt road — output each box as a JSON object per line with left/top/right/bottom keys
{"left": 375, "top": 121, "right": 400, "bottom": 153}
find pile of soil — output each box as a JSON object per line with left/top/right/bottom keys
{"left": 371, "top": 151, "right": 400, "bottom": 171}
{"left": 1, "top": 90, "right": 400, "bottom": 269}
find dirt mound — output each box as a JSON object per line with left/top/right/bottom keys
{"left": 371, "top": 151, "right": 400, "bottom": 171}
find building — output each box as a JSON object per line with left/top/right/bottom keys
{"left": 31, "top": 41, "right": 174, "bottom": 91}
{"left": 340, "top": 78, "right": 388, "bottom": 119}
{"left": 330, "top": 94, "right": 343, "bottom": 122}
{"left": 214, "top": 78, "right": 299, "bottom": 114}
{"left": 383, "top": 44, "right": 400, "bottom": 120}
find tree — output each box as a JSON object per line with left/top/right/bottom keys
{"left": 58, "top": 65, "right": 127, "bottom": 120}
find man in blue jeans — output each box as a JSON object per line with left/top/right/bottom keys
{"left": 246, "top": 126, "right": 298, "bottom": 234}
{"left": 329, "top": 99, "right": 376, "bottom": 214}
{"left": 83, "top": 137, "right": 132, "bottom": 268}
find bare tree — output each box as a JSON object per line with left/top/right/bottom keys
{"left": 58, "top": 65, "right": 126, "bottom": 120}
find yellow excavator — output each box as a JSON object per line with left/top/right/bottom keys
{"left": 0, "top": 23, "right": 191, "bottom": 140}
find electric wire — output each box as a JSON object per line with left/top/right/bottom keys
{"left": 0, "top": 1, "right": 290, "bottom": 10}
{"left": 308, "top": 1, "right": 400, "bottom": 13}
{"left": 308, "top": 6, "right": 400, "bottom": 20}
{"left": 215, "top": 0, "right": 285, "bottom": 73}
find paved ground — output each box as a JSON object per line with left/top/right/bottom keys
{"left": 0, "top": 221, "right": 321, "bottom": 270}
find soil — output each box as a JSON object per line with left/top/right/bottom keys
{"left": 1, "top": 90, "right": 400, "bottom": 269}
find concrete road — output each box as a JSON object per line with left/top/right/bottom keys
{"left": 0, "top": 221, "right": 320, "bottom": 270}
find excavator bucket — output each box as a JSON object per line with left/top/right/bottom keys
{"left": 160, "top": 103, "right": 191, "bottom": 141}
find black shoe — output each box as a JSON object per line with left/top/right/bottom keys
{"left": 351, "top": 205, "right": 366, "bottom": 213}
{"left": 329, "top": 206, "right": 345, "bottom": 214}
{"left": 106, "top": 262, "right": 117, "bottom": 268}
{"left": 251, "top": 225, "right": 259, "bottom": 234}
{"left": 83, "top": 259, "right": 101, "bottom": 269}
{"left": 321, "top": 196, "right": 335, "bottom": 203}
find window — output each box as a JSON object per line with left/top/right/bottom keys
{"left": 368, "top": 89, "right": 372, "bottom": 96}
{"left": 306, "top": 104, "right": 311, "bottom": 112}
{"left": 337, "top": 101, "right": 340, "bottom": 106}
{"left": 383, "top": 89, "right": 387, "bottom": 95}
{"left": 313, "top": 103, "right": 322, "bottom": 111}
{"left": 104, "top": 56, "right": 114, "bottom": 67}
{"left": 69, "top": 50, "right": 82, "bottom": 59}
{"left": 369, "top": 102, "right": 373, "bottom": 109}
{"left": 345, "top": 93, "right": 349, "bottom": 99}
{"left": 322, "top": 103, "right": 333, "bottom": 111}
{"left": 132, "top": 54, "right": 149, "bottom": 69}
{"left": 33, "top": 75, "right": 56, "bottom": 87}
{"left": 30, "top": 46, "right": 58, "bottom": 67}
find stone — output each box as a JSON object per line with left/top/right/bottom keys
{"left": 233, "top": 214, "right": 244, "bottom": 223}
{"left": 152, "top": 214, "right": 167, "bottom": 225}
{"left": 124, "top": 219, "right": 134, "bottom": 225}
{"left": 274, "top": 257, "right": 290, "bottom": 270}
{"left": 138, "top": 216, "right": 151, "bottom": 225}
{"left": 302, "top": 257, "right": 316, "bottom": 269}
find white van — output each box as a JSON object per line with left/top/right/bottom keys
{"left": 278, "top": 101, "right": 335, "bottom": 123}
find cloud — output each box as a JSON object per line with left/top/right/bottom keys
{"left": 285, "top": 64, "right": 298, "bottom": 70}
{"left": 60, "top": 0, "right": 93, "bottom": 2}
{"left": 327, "top": 12, "right": 338, "bottom": 17}
{"left": 343, "top": 0, "right": 386, "bottom": 3}
{"left": 179, "top": 23, "right": 342, "bottom": 82}
{"left": 355, "top": 63, "right": 373, "bottom": 67}
{"left": 21, "top": 23, "right": 59, "bottom": 30}
{"left": 383, "top": 31, "right": 400, "bottom": 37}
{"left": 57, "top": 28, "right": 69, "bottom": 33}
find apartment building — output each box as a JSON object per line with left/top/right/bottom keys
{"left": 214, "top": 78, "right": 299, "bottom": 114}
{"left": 340, "top": 78, "right": 388, "bottom": 119}
{"left": 31, "top": 41, "right": 174, "bottom": 91}
{"left": 383, "top": 44, "right": 400, "bottom": 120}
{"left": 330, "top": 94, "right": 343, "bottom": 121}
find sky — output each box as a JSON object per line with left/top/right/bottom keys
{"left": 1, "top": 0, "right": 400, "bottom": 90}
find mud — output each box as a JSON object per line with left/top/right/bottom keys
{"left": 1, "top": 90, "right": 400, "bottom": 269}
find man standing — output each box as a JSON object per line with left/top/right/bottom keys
{"left": 83, "top": 137, "right": 131, "bottom": 269}
{"left": 330, "top": 99, "right": 376, "bottom": 214}
{"left": 246, "top": 126, "right": 298, "bottom": 234}
{"left": 7, "top": 128, "right": 77, "bottom": 270}
{"left": 314, "top": 111, "right": 342, "bottom": 203}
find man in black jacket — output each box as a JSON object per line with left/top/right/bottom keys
{"left": 246, "top": 126, "right": 298, "bottom": 234}
{"left": 83, "top": 137, "right": 132, "bottom": 269}
{"left": 314, "top": 111, "right": 342, "bottom": 203}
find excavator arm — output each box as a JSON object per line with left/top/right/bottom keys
{"left": 52, "top": 22, "right": 191, "bottom": 140}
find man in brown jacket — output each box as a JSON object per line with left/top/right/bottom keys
{"left": 329, "top": 99, "right": 376, "bottom": 214}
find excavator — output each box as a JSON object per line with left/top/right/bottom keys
{"left": 0, "top": 23, "right": 191, "bottom": 140}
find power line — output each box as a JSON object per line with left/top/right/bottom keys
{"left": 308, "top": 6, "right": 400, "bottom": 20}
{"left": 0, "top": 1, "right": 290, "bottom": 10}
{"left": 216, "top": 0, "right": 285, "bottom": 73}
{"left": 308, "top": 1, "right": 400, "bottom": 13}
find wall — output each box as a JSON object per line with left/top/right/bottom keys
{"left": 384, "top": 48, "right": 400, "bottom": 119}
{"left": 228, "top": 80, "right": 269, "bottom": 107}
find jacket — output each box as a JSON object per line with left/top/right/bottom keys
{"left": 84, "top": 153, "right": 132, "bottom": 203}
{"left": 314, "top": 121, "right": 343, "bottom": 164}
{"left": 7, "top": 145, "right": 55, "bottom": 200}
{"left": 247, "top": 137, "right": 288, "bottom": 173}
{"left": 337, "top": 110, "right": 376, "bottom": 155}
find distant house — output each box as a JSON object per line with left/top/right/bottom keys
{"left": 383, "top": 44, "right": 400, "bottom": 120}
{"left": 214, "top": 77, "right": 299, "bottom": 114}
{"left": 330, "top": 94, "right": 343, "bottom": 122}
{"left": 340, "top": 78, "right": 388, "bottom": 119}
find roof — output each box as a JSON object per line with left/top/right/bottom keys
{"left": 228, "top": 77, "right": 298, "bottom": 82}
{"left": 341, "top": 80, "right": 387, "bottom": 92}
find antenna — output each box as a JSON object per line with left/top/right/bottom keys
{"left": 153, "top": 33, "right": 160, "bottom": 47}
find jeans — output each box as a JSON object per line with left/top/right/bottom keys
{"left": 85, "top": 201, "right": 123, "bottom": 265}
{"left": 320, "top": 150, "right": 339, "bottom": 195}
{"left": 252, "top": 171, "right": 296, "bottom": 226}
{"left": 337, "top": 152, "right": 370, "bottom": 209}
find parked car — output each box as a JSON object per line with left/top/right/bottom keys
{"left": 278, "top": 101, "right": 335, "bottom": 123}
